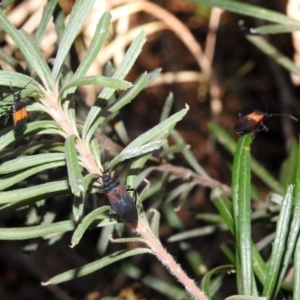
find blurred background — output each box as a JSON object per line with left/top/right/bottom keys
{"left": 0, "top": 0, "right": 299, "bottom": 299}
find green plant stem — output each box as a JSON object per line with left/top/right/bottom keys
{"left": 135, "top": 219, "right": 207, "bottom": 300}
{"left": 40, "top": 94, "right": 101, "bottom": 175}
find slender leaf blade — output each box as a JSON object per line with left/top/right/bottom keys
{"left": 232, "top": 134, "right": 253, "bottom": 295}
{"left": 246, "top": 35, "right": 300, "bottom": 76}
{"left": 0, "top": 11, "right": 52, "bottom": 88}
{"left": 188, "top": 0, "right": 300, "bottom": 26}
{"left": 43, "top": 248, "right": 153, "bottom": 285}
{"left": 34, "top": 0, "right": 58, "bottom": 46}
{"left": 59, "top": 76, "right": 132, "bottom": 99}
{"left": 73, "top": 12, "right": 111, "bottom": 80}
{"left": 71, "top": 206, "right": 110, "bottom": 247}
{"left": 83, "top": 31, "right": 147, "bottom": 140}
{"left": 0, "top": 153, "right": 65, "bottom": 174}
{"left": 110, "top": 140, "right": 165, "bottom": 169}
{"left": 51, "top": 0, "right": 95, "bottom": 82}
{"left": 262, "top": 185, "right": 294, "bottom": 297}
{"left": 65, "top": 135, "right": 84, "bottom": 196}
{"left": 0, "top": 180, "right": 70, "bottom": 205}
{"left": 0, "top": 161, "right": 65, "bottom": 191}
{"left": 0, "top": 221, "right": 75, "bottom": 240}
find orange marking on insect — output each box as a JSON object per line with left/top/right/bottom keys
{"left": 13, "top": 106, "right": 28, "bottom": 135}
{"left": 13, "top": 107, "right": 28, "bottom": 125}
{"left": 234, "top": 109, "right": 297, "bottom": 136}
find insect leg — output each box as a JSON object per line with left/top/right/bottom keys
{"left": 4, "top": 106, "right": 13, "bottom": 125}
{"left": 257, "top": 122, "right": 268, "bottom": 132}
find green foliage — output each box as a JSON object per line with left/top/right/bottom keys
{"left": 0, "top": 2, "right": 191, "bottom": 299}
{"left": 1, "top": 0, "right": 300, "bottom": 299}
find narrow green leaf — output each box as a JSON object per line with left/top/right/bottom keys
{"left": 294, "top": 232, "right": 300, "bottom": 299}
{"left": 0, "top": 180, "right": 70, "bottom": 206}
{"left": 226, "top": 296, "right": 267, "bottom": 300}
{"left": 109, "top": 140, "right": 165, "bottom": 169}
{"left": 290, "top": 137, "right": 300, "bottom": 299}
{"left": 63, "top": 99, "right": 77, "bottom": 136}
{"left": 163, "top": 202, "right": 184, "bottom": 230}
{"left": 165, "top": 182, "right": 197, "bottom": 204}
{"left": 0, "top": 121, "right": 61, "bottom": 152}
{"left": 73, "top": 12, "right": 111, "bottom": 80}
{"left": 232, "top": 134, "right": 253, "bottom": 295}
{"left": 97, "top": 224, "right": 114, "bottom": 255}
{"left": 211, "top": 187, "right": 235, "bottom": 234}
{"left": 59, "top": 76, "right": 132, "bottom": 99}
{"left": 89, "top": 138, "right": 102, "bottom": 170}
{"left": 159, "top": 94, "right": 175, "bottom": 160}
{"left": 149, "top": 210, "right": 161, "bottom": 238}
{"left": 171, "top": 130, "right": 208, "bottom": 176}
{"left": 251, "top": 24, "right": 300, "bottom": 34}
{"left": 0, "top": 161, "right": 65, "bottom": 191}
{"left": 0, "top": 11, "right": 52, "bottom": 88}
{"left": 84, "top": 71, "right": 149, "bottom": 144}
{"left": 71, "top": 206, "right": 110, "bottom": 247}
{"left": 211, "top": 187, "right": 268, "bottom": 289}
{"left": 110, "top": 106, "right": 188, "bottom": 192}
{"left": 0, "top": 153, "right": 65, "bottom": 174}
{"left": 0, "top": 70, "right": 42, "bottom": 92}
{"left": 65, "top": 135, "right": 84, "bottom": 196}
{"left": 262, "top": 185, "right": 294, "bottom": 297}
{"left": 72, "top": 195, "right": 84, "bottom": 222}
{"left": 160, "top": 92, "right": 174, "bottom": 122}
{"left": 168, "top": 226, "right": 216, "bottom": 242}
{"left": 125, "top": 105, "right": 189, "bottom": 150}
{"left": 246, "top": 35, "right": 300, "bottom": 76}
{"left": 82, "top": 31, "right": 147, "bottom": 141}
{"left": 53, "top": 8, "right": 65, "bottom": 46}
{"left": 201, "top": 265, "right": 235, "bottom": 299}
{"left": 43, "top": 248, "right": 153, "bottom": 285}
{"left": 0, "top": 141, "right": 64, "bottom": 161}
{"left": 189, "top": 0, "right": 300, "bottom": 26}
{"left": 51, "top": 0, "right": 95, "bottom": 82}
{"left": 279, "top": 141, "right": 297, "bottom": 186}
{"left": 0, "top": 221, "right": 75, "bottom": 240}
{"left": 34, "top": 0, "right": 58, "bottom": 46}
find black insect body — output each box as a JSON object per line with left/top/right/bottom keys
{"left": 102, "top": 173, "right": 138, "bottom": 224}
{"left": 234, "top": 110, "right": 298, "bottom": 136}
{"left": 234, "top": 110, "right": 266, "bottom": 136}
{"left": 4, "top": 76, "right": 35, "bottom": 135}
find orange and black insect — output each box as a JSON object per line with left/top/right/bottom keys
{"left": 99, "top": 172, "right": 138, "bottom": 224}
{"left": 4, "top": 77, "right": 34, "bottom": 135}
{"left": 234, "top": 109, "right": 298, "bottom": 136}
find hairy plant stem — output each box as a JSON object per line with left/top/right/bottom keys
{"left": 135, "top": 219, "right": 208, "bottom": 300}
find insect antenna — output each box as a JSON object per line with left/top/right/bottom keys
{"left": 261, "top": 97, "right": 298, "bottom": 122}
{"left": 267, "top": 113, "right": 298, "bottom": 121}
{"left": 12, "top": 74, "right": 36, "bottom": 95}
